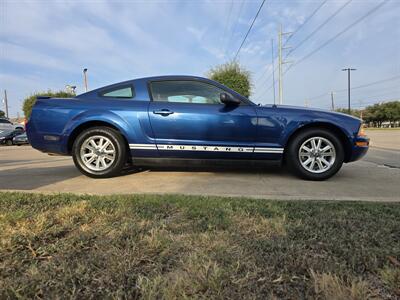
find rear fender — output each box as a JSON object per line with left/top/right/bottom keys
{"left": 60, "top": 110, "right": 135, "bottom": 153}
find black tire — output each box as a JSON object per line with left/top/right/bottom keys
{"left": 286, "top": 128, "right": 344, "bottom": 181}
{"left": 72, "top": 126, "right": 128, "bottom": 178}
{"left": 6, "top": 140, "right": 13, "bottom": 146}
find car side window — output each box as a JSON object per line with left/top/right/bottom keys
{"left": 150, "top": 80, "right": 232, "bottom": 105}
{"left": 100, "top": 85, "right": 134, "bottom": 98}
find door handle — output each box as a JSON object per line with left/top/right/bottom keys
{"left": 153, "top": 109, "right": 174, "bottom": 116}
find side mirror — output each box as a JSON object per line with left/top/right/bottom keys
{"left": 220, "top": 93, "right": 241, "bottom": 105}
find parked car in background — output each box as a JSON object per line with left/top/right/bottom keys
{"left": 0, "top": 128, "right": 25, "bottom": 146}
{"left": 13, "top": 132, "right": 29, "bottom": 145}
{"left": 26, "top": 76, "right": 369, "bottom": 180}
{"left": 0, "top": 118, "right": 24, "bottom": 131}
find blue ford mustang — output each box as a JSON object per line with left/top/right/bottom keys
{"left": 26, "top": 76, "right": 369, "bottom": 180}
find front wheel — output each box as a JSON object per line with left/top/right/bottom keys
{"left": 286, "top": 129, "right": 344, "bottom": 181}
{"left": 72, "top": 127, "right": 127, "bottom": 178}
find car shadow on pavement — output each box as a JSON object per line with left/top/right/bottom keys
{"left": 0, "top": 165, "right": 82, "bottom": 190}
{"left": 122, "top": 162, "right": 290, "bottom": 176}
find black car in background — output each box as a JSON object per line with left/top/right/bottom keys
{"left": 13, "top": 132, "right": 29, "bottom": 145}
{"left": 0, "top": 129, "right": 25, "bottom": 146}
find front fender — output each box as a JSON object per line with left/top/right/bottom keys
{"left": 280, "top": 113, "right": 360, "bottom": 148}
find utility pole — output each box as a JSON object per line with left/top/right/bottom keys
{"left": 278, "top": 24, "right": 292, "bottom": 105}
{"left": 3, "top": 90, "right": 9, "bottom": 118}
{"left": 304, "top": 99, "right": 309, "bottom": 107}
{"left": 330, "top": 91, "right": 335, "bottom": 111}
{"left": 271, "top": 39, "right": 276, "bottom": 105}
{"left": 342, "top": 68, "right": 356, "bottom": 114}
{"left": 83, "top": 68, "right": 88, "bottom": 92}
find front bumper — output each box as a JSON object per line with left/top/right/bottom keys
{"left": 348, "top": 136, "right": 369, "bottom": 162}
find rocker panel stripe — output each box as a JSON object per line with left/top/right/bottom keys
{"left": 129, "top": 144, "right": 283, "bottom": 153}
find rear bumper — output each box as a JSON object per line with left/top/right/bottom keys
{"left": 26, "top": 121, "right": 68, "bottom": 155}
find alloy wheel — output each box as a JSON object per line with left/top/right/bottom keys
{"left": 298, "top": 136, "right": 336, "bottom": 174}
{"left": 80, "top": 135, "right": 116, "bottom": 171}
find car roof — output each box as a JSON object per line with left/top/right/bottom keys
{"left": 76, "top": 75, "right": 251, "bottom": 103}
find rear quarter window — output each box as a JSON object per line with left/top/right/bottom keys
{"left": 99, "top": 85, "right": 135, "bottom": 99}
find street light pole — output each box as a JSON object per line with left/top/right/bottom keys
{"left": 342, "top": 68, "right": 356, "bottom": 114}
{"left": 4, "top": 90, "right": 9, "bottom": 118}
{"left": 83, "top": 68, "right": 88, "bottom": 92}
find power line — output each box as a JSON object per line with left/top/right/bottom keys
{"left": 284, "top": 0, "right": 329, "bottom": 45}
{"left": 255, "top": 0, "right": 327, "bottom": 86}
{"left": 256, "top": 0, "right": 328, "bottom": 89}
{"left": 233, "top": 0, "right": 267, "bottom": 61}
{"left": 221, "top": 0, "right": 234, "bottom": 56}
{"left": 308, "top": 74, "right": 400, "bottom": 100}
{"left": 286, "top": 0, "right": 353, "bottom": 57}
{"left": 285, "top": 0, "right": 389, "bottom": 73}
{"left": 336, "top": 74, "right": 400, "bottom": 93}
{"left": 335, "top": 91, "right": 400, "bottom": 105}
{"left": 225, "top": 0, "right": 246, "bottom": 58}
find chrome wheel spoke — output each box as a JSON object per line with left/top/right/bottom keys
{"left": 316, "top": 138, "right": 322, "bottom": 150}
{"left": 302, "top": 145, "right": 312, "bottom": 153}
{"left": 89, "top": 140, "right": 97, "bottom": 148}
{"left": 321, "top": 151, "right": 334, "bottom": 157}
{"left": 311, "top": 139, "right": 317, "bottom": 150}
{"left": 101, "top": 140, "right": 111, "bottom": 151}
{"left": 104, "top": 149, "right": 114, "bottom": 154}
{"left": 316, "top": 158, "right": 324, "bottom": 170}
{"left": 86, "top": 156, "right": 96, "bottom": 165}
{"left": 303, "top": 157, "right": 313, "bottom": 166}
{"left": 104, "top": 154, "right": 114, "bottom": 161}
{"left": 321, "top": 157, "right": 330, "bottom": 167}
{"left": 321, "top": 145, "right": 331, "bottom": 152}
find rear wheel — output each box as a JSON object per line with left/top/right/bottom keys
{"left": 6, "top": 140, "right": 13, "bottom": 146}
{"left": 286, "top": 128, "right": 344, "bottom": 180}
{"left": 72, "top": 127, "right": 127, "bottom": 178}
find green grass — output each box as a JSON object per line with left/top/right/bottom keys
{"left": 1, "top": 192, "right": 399, "bottom": 299}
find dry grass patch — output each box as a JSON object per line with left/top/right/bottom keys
{"left": 311, "top": 270, "right": 376, "bottom": 300}
{"left": 1, "top": 192, "right": 399, "bottom": 299}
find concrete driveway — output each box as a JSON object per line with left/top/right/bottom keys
{"left": 1, "top": 144, "right": 399, "bottom": 201}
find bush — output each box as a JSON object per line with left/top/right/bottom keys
{"left": 336, "top": 101, "right": 400, "bottom": 127}
{"left": 0, "top": 110, "right": 5, "bottom": 118}
{"left": 22, "top": 90, "right": 75, "bottom": 119}
{"left": 208, "top": 61, "right": 251, "bottom": 98}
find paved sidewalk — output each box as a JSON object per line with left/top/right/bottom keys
{"left": 366, "top": 129, "right": 400, "bottom": 150}
{"left": 1, "top": 146, "right": 399, "bottom": 201}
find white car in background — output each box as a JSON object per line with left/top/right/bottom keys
{"left": 0, "top": 118, "right": 24, "bottom": 131}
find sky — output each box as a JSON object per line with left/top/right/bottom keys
{"left": 1, "top": 0, "right": 399, "bottom": 117}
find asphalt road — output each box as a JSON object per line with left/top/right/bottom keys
{"left": 0, "top": 145, "right": 399, "bottom": 201}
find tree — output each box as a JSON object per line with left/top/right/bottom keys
{"left": 335, "top": 108, "right": 362, "bottom": 118}
{"left": 0, "top": 110, "right": 5, "bottom": 118}
{"left": 208, "top": 61, "right": 251, "bottom": 98}
{"left": 22, "top": 90, "right": 75, "bottom": 119}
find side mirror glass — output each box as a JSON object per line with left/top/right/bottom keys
{"left": 220, "top": 93, "right": 241, "bottom": 105}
